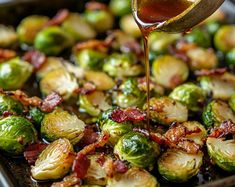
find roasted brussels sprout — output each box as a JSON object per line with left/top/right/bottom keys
{"left": 0, "top": 25, "right": 18, "bottom": 47}
{"left": 31, "top": 138, "right": 75, "bottom": 180}
{"left": 109, "top": 0, "right": 131, "bottom": 17}
{"left": 17, "top": 15, "right": 49, "bottom": 45}
{"left": 75, "top": 49, "right": 106, "bottom": 70}
{"left": 186, "top": 47, "right": 218, "bottom": 71}
{"left": 120, "top": 14, "right": 141, "bottom": 38}
{"left": 214, "top": 25, "right": 235, "bottom": 52}
{"left": 114, "top": 78, "right": 146, "bottom": 108}
{"left": 202, "top": 100, "right": 235, "bottom": 129}
{"left": 207, "top": 137, "right": 235, "bottom": 172}
{"left": 185, "top": 27, "right": 211, "bottom": 48}
{"left": 41, "top": 109, "right": 85, "bottom": 144}
{"left": 84, "top": 71, "right": 115, "bottom": 91}
{"left": 152, "top": 55, "right": 189, "bottom": 89}
{"left": 34, "top": 26, "right": 73, "bottom": 55}
{"left": 169, "top": 83, "right": 205, "bottom": 112}
{"left": 107, "top": 167, "right": 159, "bottom": 187}
{"left": 40, "top": 68, "right": 78, "bottom": 99}
{"left": 205, "top": 21, "right": 223, "bottom": 37}
{"left": 79, "top": 91, "right": 111, "bottom": 117}
{"left": 62, "top": 13, "right": 96, "bottom": 41}
{"left": 143, "top": 97, "right": 188, "bottom": 125}
{"left": 0, "top": 93, "right": 23, "bottom": 115}
{"left": 114, "top": 132, "right": 160, "bottom": 168}
{"left": 226, "top": 48, "right": 235, "bottom": 65}
{"left": 158, "top": 149, "right": 203, "bottom": 183}
{"left": 29, "top": 107, "right": 45, "bottom": 127}
{"left": 0, "top": 57, "right": 33, "bottom": 90}
{"left": 0, "top": 116, "right": 37, "bottom": 155}
{"left": 229, "top": 94, "right": 235, "bottom": 112}
{"left": 149, "top": 32, "right": 180, "bottom": 54}
{"left": 199, "top": 73, "right": 235, "bottom": 100}
{"left": 84, "top": 9, "right": 114, "bottom": 33}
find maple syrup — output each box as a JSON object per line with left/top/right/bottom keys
{"left": 132, "top": 0, "right": 193, "bottom": 128}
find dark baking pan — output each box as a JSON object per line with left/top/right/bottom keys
{"left": 0, "top": 0, "right": 235, "bottom": 187}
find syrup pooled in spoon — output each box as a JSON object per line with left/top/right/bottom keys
{"left": 132, "top": 0, "right": 193, "bottom": 128}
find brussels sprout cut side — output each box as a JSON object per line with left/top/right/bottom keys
{"left": 31, "top": 138, "right": 75, "bottom": 180}
{"left": 0, "top": 25, "right": 18, "bottom": 47}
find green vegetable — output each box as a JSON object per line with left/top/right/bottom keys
{"left": 29, "top": 107, "right": 45, "bottom": 127}
{"left": 226, "top": 48, "right": 235, "bottom": 65}
{"left": 109, "top": 0, "right": 131, "bottom": 17}
{"left": 114, "top": 132, "right": 160, "bottom": 168}
{"left": 169, "top": 83, "right": 205, "bottom": 112}
{"left": 41, "top": 109, "right": 85, "bottom": 144}
{"left": 120, "top": 14, "right": 141, "bottom": 38}
{"left": 152, "top": 55, "right": 189, "bottom": 89}
{"left": 207, "top": 137, "right": 235, "bottom": 172}
{"left": 202, "top": 100, "right": 235, "bottom": 129}
{"left": 158, "top": 149, "right": 203, "bottom": 183}
{"left": 31, "top": 138, "right": 75, "bottom": 180}
{"left": 0, "top": 93, "right": 23, "bottom": 115}
{"left": 229, "top": 94, "right": 235, "bottom": 112}
{"left": 0, "top": 57, "right": 33, "bottom": 90}
{"left": 205, "top": 21, "right": 223, "bottom": 37}
{"left": 0, "top": 25, "right": 18, "bottom": 47}
{"left": 34, "top": 26, "right": 73, "bottom": 55}
{"left": 0, "top": 116, "right": 37, "bottom": 155}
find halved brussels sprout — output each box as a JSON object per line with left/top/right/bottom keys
{"left": 214, "top": 25, "right": 235, "bottom": 52}
{"left": 114, "top": 78, "right": 146, "bottom": 108}
{"left": 0, "top": 116, "right": 37, "bottom": 155}
{"left": 158, "top": 149, "right": 203, "bottom": 183}
{"left": 226, "top": 48, "right": 235, "bottom": 66}
{"left": 143, "top": 97, "right": 188, "bottom": 126}
{"left": 36, "top": 57, "right": 64, "bottom": 79}
{"left": 40, "top": 68, "right": 78, "bottom": 100}
{"left": 0, "top": 57, "right": 33, "bottom": 90}
{"left": 185, "top": 27, "right": 211, "bottom": 48}
{"left": 152, "top": 55, "right": 189, "bottom": 89}
{"left": 107, "top": 167, "right": 159, "bottom": 187}
{"left": 84, "top": 9, "right": 114, "bottom": 33}
{"left": 31, "top": 138, "right": 75, "bottom": 180}
{"left": 114, "top": 132, "right": 160, "bottom": 168}
{"left": 120, "top": 14, "right": 141, "bottom": 38}
{"left": 34, "top": 26, "right": 73, "bottom": 55}
{"left": 79, "top": 91, "right": 111, "bottom": 117}
{"left": 41, "top": 109, "right": 85, "bottom": 144}
{"left": 149, "top": 32, "right": 180, "bottom": 54}
{"left": 207, "top": 137, "right": 235, "bottom": 172}
{"left": 0, "top": 25, "right": 18, "bottom": 47}
{"left": 186, "top": 47, "right": 218, "bottom": 71}
{"left": 0, "top": 93, "right": 23, "bottom": 115}
{"left": 75, "top": 49, "right": 106, "bottom": 70}
{"left": 84, "top": 71, "right": 115, "bottom": 91}
{"left": 205, "top": 20, "right": 223, "bottom": 37}
{"left": 17, "top": 15, "right": 49, "bottom": 45}
{"left": 29, "top": 107, "right": 45, "bottom": 127}
{"left": 202, "top": 100, "right": 235, "bottom": 129}
{"left": 169, "top": 83, "right": 205, "bottom": 112}
{"left": 229, "top": 94, "right": 235, "bottom": 112}
{"left": 199, "top": 73, "right": 235, "bottom": 100}
{"left": 103, "top": 53, "right": 143, "bottom": 78}
{"left": 62, "top": 13, "right": 96, "bottom": 41}
{"left": 109, "top": 0, "right": 131, "bottom": 17}
{"left": 84, "top": 154, "right": 111, "bottom": 185}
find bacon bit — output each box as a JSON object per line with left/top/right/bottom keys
{"left": 121, "top": 41, "right": 144, "bottom": 58}
{"left": 72, "top": 154, "right": 90, "bottom": 179}
{"left": 177, "top": 139, "right": 201, "bottom": 154}
{"left": 44, "top": 9, "right": 69, "bottom": 27}
{"left": 111, "top": 108, "right": 146, "bottom": 123}
{"left": 209, "top": 120, "right": 235, "bottom": 138}
{"left": 79, "top": 126, "right": 99, "bottom": 147}
{"left": 195, "top": 68, "right": 227, "bottom": 77}
{"left": 96, "top": 153, "right": 106, "bottom": 166}
{"left": 77, "top": 82, "right": 96, "bottom": 95}
{"left": 85, "top": 2, "right": 107, "bottom": 11}
{"left": 176, "top": 41, "right": 197, "bottom": 52}
{"left": 40, "top": 92, "right": 63, "bottom": 113}
{"left": 51, "top": 173, "right": 82, "bottom": 187}
{"left": 23, "top": 50, "right": 46, "bottom": 71}
{"left": 74, "top": 39, "right": 110, "bottom": 53}
{"left": 113, "top": 160, "right": 128, "bottom": 173}
{"left": 24, "top": 142, "right": 48, "bottom": 165}
{"left": 0, "top": 48, "right": 16, "bottom": 62}
{"left": 2, "top": 111, "right": 15, "bottom": 117}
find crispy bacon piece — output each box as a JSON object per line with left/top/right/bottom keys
{"left": 41, "top": 92, "right": 63, "bottom": 113}
{"left": 44, "top": 9, "right": 69, "bottom": 27}
{"left": 195, "top": 68, "right": 227, "bottom": 77}
{"left": 78, "top": 126, "right": 99, "bottom": 147}
{"left": 111, "top": 108, "right": 146, "bottom": 123}
{"left": 2, "top": 111, "right": 15, "bottom": 117}
{"left": 23, "top": 142, "right": 48, "bottom": 165}
{"left": 72, "top": 153, "right": 90, "bottom": 179}
{"left": 85, "top": 2, "right": 107, "bottom": 11}
{"left": 77, "top": 82, "right": 96, "bottom": 95}
{"left": 0, "top": 48, "right": 16, "bottom": 62}
{"left": 113, "top": 160, "right": 128, "bottom": 173}
{"left": 121, "top": 41, "right": 144, "bottom": 58}
{"left": 23, "top": 50, "right": 46, "bottom": 70}
{"left": 51, "top": 173, "right": 81, "bottom": 187}
{"left": 74, "top": 39, "right": 110, "bottom": 53}
{"left": 209, "top": 120, "right": 235, "bottom": 138}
